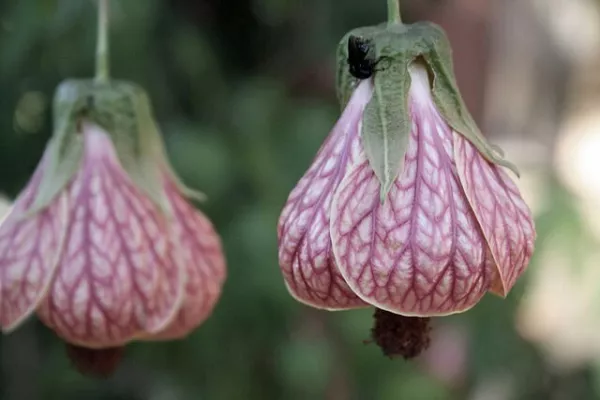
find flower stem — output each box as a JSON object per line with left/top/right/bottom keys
{"left": 95, "top": 0, "right": 110, "bottom": 84}
{"left": 387, "top": 0, "right": 402, "bottom": 24}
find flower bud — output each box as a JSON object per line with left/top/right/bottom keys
{"left": 0, "top": 79, "right": 226, "bottom": 359}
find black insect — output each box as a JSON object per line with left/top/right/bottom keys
{"left": 347, "top": 35, "right": 391, "bottom": 80}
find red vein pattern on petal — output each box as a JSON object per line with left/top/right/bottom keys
{"left": 453, "top": 133, "right": 535, "bottom": 296}
{"left": 0, "top": 157, "right": 68, "bottom": 331}
{"left": 148, "top": 179, "right": 226, "bottom": 340}
{"left": 37, "top": 124, "right": 184, "bottom": 348}
{"left": 277, "top": 80, "right": 373, "bottom": 310}
{"left": 330, "top": 102, "right": 494, "bottom": 316}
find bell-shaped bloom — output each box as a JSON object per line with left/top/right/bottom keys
{"left": 278, "top": 60, "right": 535, "bottom": 316}
{"left": 0, "top": 81, "right": 226, "bottom": 350}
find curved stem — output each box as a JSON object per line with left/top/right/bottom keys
{"left": 95, "top": 0, "right": 110, "bottom": 83}
{"left": 387, "top": 0, "right": 402, "bottom": 24}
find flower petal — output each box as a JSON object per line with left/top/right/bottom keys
{"left": 277, "top": 80, "right": 373, "bottom": 310}
{"left": 148, "top": 179, "right": 226, "bottom": 340}
{"left": 0, "top": 157, "right": 68, "bottom": 331}
{"left": 330, "top": 97, "right": 494, "bottom": 316}
{"left": 453, "top": 133, "right": 535, "bottom": 296}
{"left": 37, "top": 123, "right": 185, "bottom": 347}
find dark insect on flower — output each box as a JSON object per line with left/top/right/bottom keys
{"left": 347, "top": 35, "right": 388, "bottom": 80}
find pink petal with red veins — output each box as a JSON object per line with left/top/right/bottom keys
{"left": 148, "top": 178, "right": 225, "bottom": 340}
{"left": 37, "top": 123, "right": 185, "bottom": 348}
{"left": 330, "top": 99, "right": 494, "bottom": 316}
{"left": 0, "top": 156, "right": 68, "bottom": 331}
{"left": 277, "top": 80, "right": 374, "bottom": 310}
{"left": 453, "top": 134, "right": 535, "bottom": 296}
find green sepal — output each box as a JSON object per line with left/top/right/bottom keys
{"left": 362, "top": 62, "right": 412, "bottom": 201}
{"left": 121, "top": 83, "right": 207, "bottom": 205}
{"left": 29, "top": 79, "right": 203, "bottom": 216}
{"left": 27, "top": 82, "right": 87, "bottom": 215}
{"left": 419, "top": 23, "right": 520, "bottom": 177}
{"left": 334, "top": 22, "right": 519, "bottom": 200}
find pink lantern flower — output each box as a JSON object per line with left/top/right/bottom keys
{"left": 0, "top": 80, "right": 226, "bottom": 375}
{"left": 278, "top": 22, "right": 535, "bottom": 358}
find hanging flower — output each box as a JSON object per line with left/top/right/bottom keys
{"left": 0, "top": 80, "right": 226, "bottom": 376}
{"left": 278, "top": 19, "right": 535, "bottom": 358}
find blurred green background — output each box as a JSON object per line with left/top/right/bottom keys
{"left": 3, "top": 0, "right": 600, "bottom": 399}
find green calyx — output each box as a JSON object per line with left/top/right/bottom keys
{"left": 335, "top": 22, "right": 519, "bottom": 201}
{"left": 30, "top": 79, "right": 202, "bottom": 215}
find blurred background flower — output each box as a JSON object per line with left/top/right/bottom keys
{"left": 1, "top": 0, "right": 600, "bottom": 399}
